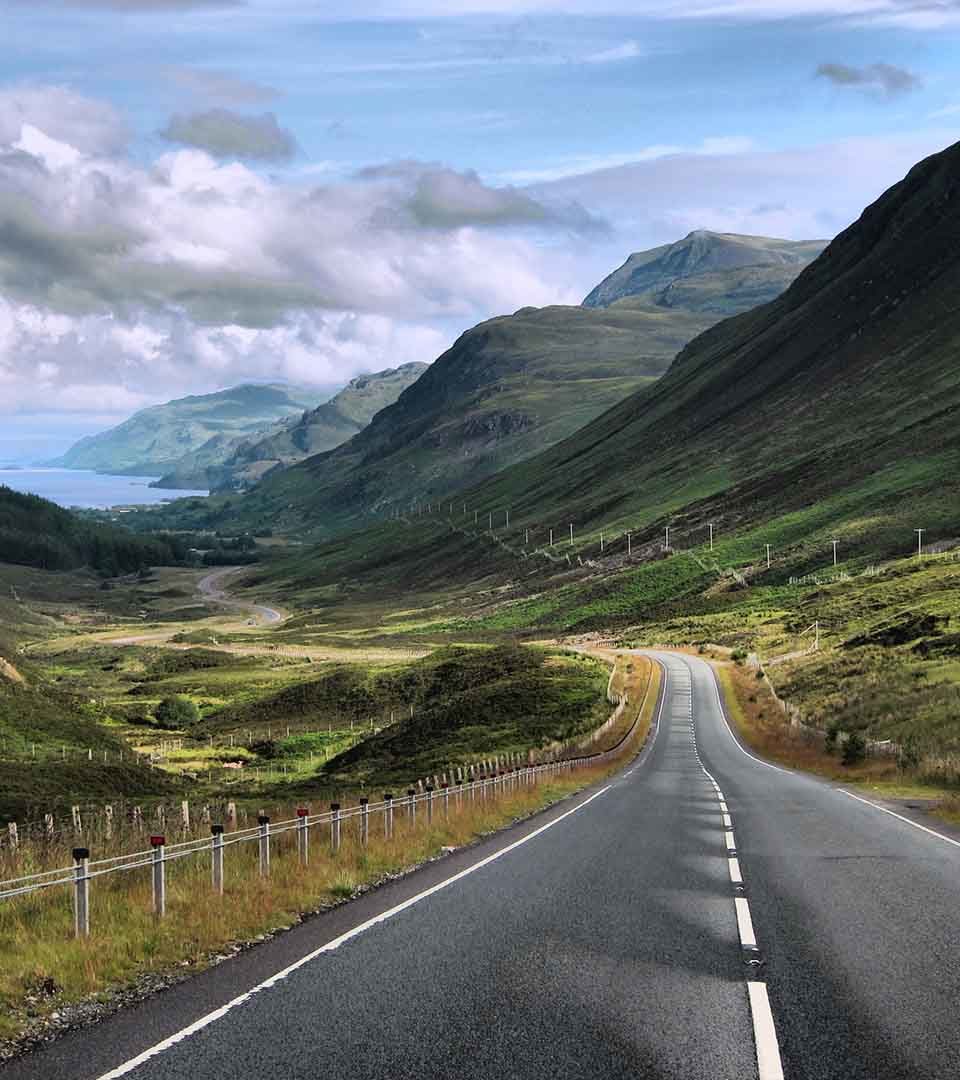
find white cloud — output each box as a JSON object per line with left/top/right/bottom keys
{"left": 930, "top": 103, "right": 960, "bottom": 118}
{"left": 531, "top": 130, "right": 959, "bottom": 244}
{"left": 584, "top": 40, "right": 643, "bottom": 64}
{"left": 0, "top": 87, "right": 590, "bottom": 419}
{"left": 501, "top": 136, "right": 756, "bottom": 185}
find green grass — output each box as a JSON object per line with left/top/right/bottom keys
{"left": 308, "top": 644, "right": 609, "bottom": 788}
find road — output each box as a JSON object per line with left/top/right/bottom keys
{"left": 4, "top": 652, "right": 959, "bottom": 1080}
{"left": 196, "top": 566, "right": 284, "bottom": 625}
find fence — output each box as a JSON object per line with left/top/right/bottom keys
{"left": 0, "top": 733, "right": 642, "bottom": 938}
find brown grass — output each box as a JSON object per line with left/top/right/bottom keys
{"left": 716, "top": 661, "right": 901, "bottom": 785}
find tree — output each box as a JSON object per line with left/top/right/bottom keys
{"left": 841, "top": 730, "right": 867, "bottom": 767}
{"left": 154, "top": 695, "right": 199, "bottom": 730}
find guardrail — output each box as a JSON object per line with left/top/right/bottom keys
{"left": 0, "top": 701, "right": 650, "bottom": 938}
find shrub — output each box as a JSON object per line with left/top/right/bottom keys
{"left": 154, "top": 695, "right": 199, "bottom": 730}
{"left": 842, "top": 730, "right": 867, "bottom": 767}
{"left": 824, "top": 723, "right": 842, "bottom": 754}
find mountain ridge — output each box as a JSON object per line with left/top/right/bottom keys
{"left": 199, "top": 231, "right": 822, "bottom": 536}
{"left": 157, "top": 362, "right": 429, "bottom": 491}
{"left": 47, "top": 383, "right": 330, "bottom": 479}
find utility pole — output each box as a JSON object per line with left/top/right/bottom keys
{"left": 600, "top": 532, "right": 604, "bottom": 553}
{"left": 664, "top": 526, "right": 670, "bottom": 551}
{"left": 569, "top": 523, "right": 574, "bottom": 545}
{"left": 524, "top": 528, "right": 529, "bottom": 546}
{"left": 549, "top": 528, "right": 554, "bottom": 547}
{"left": 765, "top": 544, "right": 771, "bottom": 569}
{"left": 488, "top": 511, "right": 493, "bottom": 530}
{"left": 708, "top": 523, "right": 715, "bottom": 552}
{"left": 915, "top": 528, "right": 925, "bottom": 560}
{"left": 627, "top": 532, "right": 632, "bottom": 556}
{"left": 831, "top": 539, "right": 839, "bottom": 566}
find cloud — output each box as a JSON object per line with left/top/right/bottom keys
{"left": 816, "top": 61, "right": 921, "bottom": 95}
{"left": 356, "top": 161, "right": 603, "bottom": 231}
{"left": 501, "top": 136, "right": 757, "bottom": 185}
{"left": 584, "top": 41, "right": 643, "bottom": 64}
{"left": 531, "top": 130, "right": 956, "bottom": 244}
{"left": 217, "top": 2, "right": 960, "bottom": 30}
{"left": 0, "top": 86, "right": 128, "bottom": 156}
{"left": 0, "top": 88, "right": 591, "bottom": 419}
{"left": 165, "top": 68, "right": 280, "bottom": 106}
{"left": 25, "top": 0, "right": 242, "bottom": 9}
{"left": 160, "top": 109, "right": 298, "bottom": 160}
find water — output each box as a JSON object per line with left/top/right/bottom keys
{"left": 0, "top": 468, "right": 208, "bottom": 509}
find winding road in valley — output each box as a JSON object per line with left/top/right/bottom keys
{"left": 196, "top": 566, "right": 284, "bottom": 625}
{"left": 5, "top": 652, "right": 959, "bottom": 1079}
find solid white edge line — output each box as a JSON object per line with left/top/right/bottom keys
{"left": 702, "top": 659, "right": 789, "bottom": 774}
{"left": 748, "top": 981, "right": 785, "bottom": 1080}
{"left": 95, "top": 784, "right": 614, "bottom": 1080}
{"left": 843, "top": 790, "right": 960, "bottom": 850}
{"left": 735, "top": 896, "right": 757, "bottom": 948}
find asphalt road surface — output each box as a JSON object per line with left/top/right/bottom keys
{"left": 197, "top": 567, "right": 284, "bottom": 625}
{"left": 4, "top": 652, "right": 959, "bottom": 1080}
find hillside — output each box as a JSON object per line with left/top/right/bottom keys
{"left": 583, "top": 231, "right": 825, "bottom": 311}
{"left": 47, "top": 383, "right": 329, "bottom": 479}
{"left": 0, "top": 486, "right": 187, "bottom": 574}
{"left": 196, "top": 233, "right": 820, "bottom": 537}
{"left": 196, "top": 362, "right": 428, "bottom": 492}
{"left": 465, "top": 139, "right": 960, "bottom": 558}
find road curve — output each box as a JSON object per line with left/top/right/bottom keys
{"left": 197, "top": 566, "right": 284, "bottom": 625}
{"left": 3, "top": 653, "right": 958, "bottom": 1079}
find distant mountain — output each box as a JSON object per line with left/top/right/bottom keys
{"left": 190, "top": 362, "right": 428, "bottom": 492}
{"left": 150, "top": 231, "right": 821, "bottom": 536}
{"left": 47, "top": 384, "right": 329, "bottom": 479}
{"left": 464, "top": 141, "right": 960, "bottom": 562}
{"left": 583, "top": 231, "right": 825, "bottom": 313}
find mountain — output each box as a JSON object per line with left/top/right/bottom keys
{"left": 46, "top": 383, "right": 329, "bottom": 479}
{"left": 210, "top": 233, "right": 820, "bottom": 536}
{"left": 464, "top": 140, "right": 960, "bottom": 563}
{"left": 218, "top": 301, "right": 718, "bottom": 534}
{"left": 582, "top": 231, "right": 825, "bottom": 313}
{"left": 193, "top": 362, "right": 429, "bottom": 492}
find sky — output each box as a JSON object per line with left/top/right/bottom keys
{"left": 1, "top": 0, "right": 959, "bottom": 460}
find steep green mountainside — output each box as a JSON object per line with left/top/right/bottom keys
{"left": 221, "top": 234, "right": 821, "bottom": 537}
{"left": 0, "top": 486, "right": 186, "bottom": 574}
{"left": 583, "top": 231, "right": 825, "bottom": 311}
{"left": 194, "top": 362, "right": 429, "bottom": 492}
{"left": 256, "top": 140, "right": 960, "bottom": 623}
{"left": 217, "top": 302, "right": 714, "bottom": 535}
{"left": 47, "top": 383, "right": 329, "bottom": 478}
{"left": 465, "top": 140, "right": 960, "bottom": 558}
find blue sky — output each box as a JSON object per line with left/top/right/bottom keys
{"left": 1, "top": 0, "right": 958, "bottom": 458}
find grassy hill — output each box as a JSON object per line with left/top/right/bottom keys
{"left": 47, "top": 383, "right": 329, "bottom": 479}
{"left": 460, "top": 140, "right": 960, "bottom": 561}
